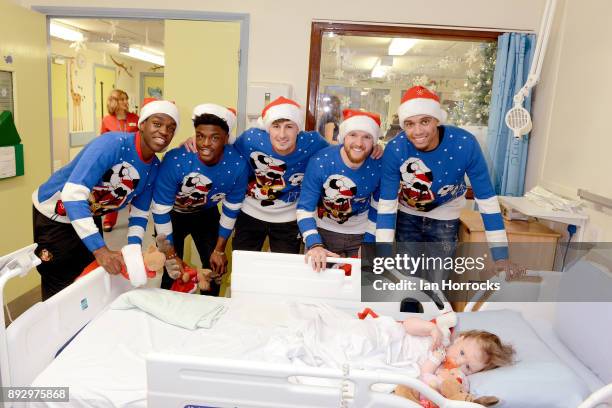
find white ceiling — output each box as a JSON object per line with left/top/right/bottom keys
{"left": 52, "top": 18, "right": 165, "bottom": 55}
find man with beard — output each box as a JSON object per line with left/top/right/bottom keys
{"left": 32, "top": 100, "right": 179, "bottom": 299}
{"left": 297, "top": 110, "right": 382, "bottom": 271}
{"left": 152, "top": 104, "right": 248, "bottom": 296}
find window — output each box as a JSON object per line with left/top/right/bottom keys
{"left": 307, "top": 23, "right": 498, "bottom": 145}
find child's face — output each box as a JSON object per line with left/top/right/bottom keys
{"left": 446, "top": 337, "right": 487, "bottom": 375}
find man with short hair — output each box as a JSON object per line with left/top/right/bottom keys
{"left": 152, "top": 104, "right": 248, "bottom": 295}
{"left": 297, "top": 109, "right": 382, "bottom": 271}
{"left": 32, "top": 100, "right": 179, "bottom": 299}
{"left": 376, "top": 86, "right": 515, "bottom": 280}
{"left": 231, "top": 97, "right": 329, "bottom": 253}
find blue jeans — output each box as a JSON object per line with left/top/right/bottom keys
{"left": 395, "top": 211, "right": 459, "bottom": 282}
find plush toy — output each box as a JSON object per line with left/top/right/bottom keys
{"left": 78, "top": 243, "right": 165, "bottom": 286}
{"left": 169, "top": 263, "right": 216, "bottom": 294}
{"left": 394, "top": 367, "right": 499, "bottom": 407}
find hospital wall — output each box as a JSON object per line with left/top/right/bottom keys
{"left": 20, "top": 0, "right": 547, "bottom": 105}
{"left": 2, "top": 0, "right": 548, "bottom": 304}
{"left": 527, "top": 0, "right": 612, "bottom": 241}
{"left": 0, "top": 0, "right": 50, "bottom": 303}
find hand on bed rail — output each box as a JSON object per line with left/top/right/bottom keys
{"left": 304, "top": 245, "right": 340, "bottom": 272}
{"left": 93, "top": 246, "right": 125, "bottom": 275}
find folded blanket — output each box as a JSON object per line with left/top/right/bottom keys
{"left": 111, "top": 288, "right": 227, "bottom": 329}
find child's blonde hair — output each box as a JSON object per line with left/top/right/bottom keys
{"left": 460, "top": 330, "right": 515, "bottom": 371}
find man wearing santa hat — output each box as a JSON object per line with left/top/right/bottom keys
{"left": 376, "top": 85, "right": 522, "bottom": 281}
{"left": 151, "top": 103, "right": 248, "bottom": 296}
{"left": 32, "top": 100, "right": 179, "bottom": 299}
{"left": 183, "top": 97, "right": 383, "bottom": 254}
{"left": 297, "top": 109, "right": 382, "bottom": 271}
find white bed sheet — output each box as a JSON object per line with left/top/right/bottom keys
{"left": 29, "top": 297, "right": 296, "bottom": 408}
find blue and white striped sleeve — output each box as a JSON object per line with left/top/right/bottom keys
{"left": 61, "top": 140, "right": 119, "bottom": 252}
{"left": 364, "top": 186, "right": 380, "bottom": 243}
{"left": 128, "top": 164, "right": 158, "bottom": 246}
{"left": 296, "top": 158, "right": 323, "bottom": 249}
{"left": 218, "top": 161, "right": 248, "bottom": 239}
{"left": 465, "top": 137, "right": 509, "bottom": 261}
{"left": 151, "top": 152, "right": 180, "bottom": 245}
{"left": 375, "top": 145, "right": 400, "bottom": 243}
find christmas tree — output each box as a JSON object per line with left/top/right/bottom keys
{"left": 449, "top": 42, "right": 497, "bottom": 126}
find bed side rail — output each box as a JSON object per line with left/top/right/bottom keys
{"left": 3, "top": 265, "right": 131, "bottom": 387}
{"left": 231, "top": 251, "right": 451, "bottom": 321}
{"left": 147, "top": 353, "right": 483, "bottom": 408}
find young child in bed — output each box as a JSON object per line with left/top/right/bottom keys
{"left": 400, "top": 316, "right": 515, "bottom": 404}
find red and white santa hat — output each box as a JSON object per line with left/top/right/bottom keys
{"left": 338, "top": 109, "right": 382, "bottom": 144}
{"left": 398, "top": 85, "right": 447, "bottom": 129}
{"left": 192, "top": 103, "right": 238, "bottom": 143}
{"left": 257, "top": 96, "right": 304, "bottom": 131}
{"left": 138, "top": 99, "right": 180, "bottom": 129}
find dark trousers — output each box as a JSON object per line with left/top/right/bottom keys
{"left": 33, "top": 206, "right": 102, "bottom": 300}
{"left": 395, "top": 211, "right": 459, "bottom": 282}
{"left": 231, "top": 211, "right": 301, "bottom": 254}
{"left": 160, "top": 206, "right": 221, "bottom": 296}
{"left": 318, "top": 228, "right": 363, "bottom": 258}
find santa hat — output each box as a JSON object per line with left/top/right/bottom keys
{"left": 138, "top": 100, "right": 180, "bottom": 130}
{"left": 257, "top": 96, "right": 304, "bottom": 131}
{"left": 338, "top": 109, "right": 381, "bottom": 144}
{"left": 192, "top": 103, "right": 238, "bottom": 144}
{"left": 398, "top": 86, "right": 447, "bottom": 129}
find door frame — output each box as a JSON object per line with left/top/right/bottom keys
{"left": 35, "top": 6, "right": 250, "bottom": 171}
{"left": 93, "top": 63, "right": 116, "bottom": 134}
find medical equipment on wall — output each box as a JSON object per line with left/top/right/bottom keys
{"left": 246, "top": 82, "right": 293, "bottom": 127}
{"left": 505, "top": 0, "right": 557, "bottom": 140}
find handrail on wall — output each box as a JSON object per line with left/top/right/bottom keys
{"left": 577, "top": 189, "right": 612, "bottom": 209}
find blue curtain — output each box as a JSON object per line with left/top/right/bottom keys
{"left": 486, "top": 33, "right": 536, "bottom": 196}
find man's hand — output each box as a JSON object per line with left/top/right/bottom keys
{"left": 93, "top": 246, "right": 125, "bottom": 275}
{"left": 209, "top": 250, "right": 228, "bottom": 277}
{"left": 183, "top": 136, "right": 197, "bottom": 153}
{"left": 494, "top": 259, "right": 527, "bottom": 280}
{"left": 370, "top": 143, "right": 384, "bottom": 159}
{"left": 165, "top": 258, "right": 183, "bottom": 279}
{"left": 304, "top": 246, "right": 340, "bottom": 273}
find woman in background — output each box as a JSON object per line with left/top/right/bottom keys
{"left": 100, "top": 89, "right": 140, "bottom": 231}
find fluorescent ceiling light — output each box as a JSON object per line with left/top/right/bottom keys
{"left": 50, "top": 22, "right": 84, "bottom": 42}
{"left": 120, "top": 46, "right": 165, "bottom": 66}
{"left": 371, "top": 58, "right": 391, "bottom": 78}
{"left": 388, "top": 38, "right": 418, "bottom": 56}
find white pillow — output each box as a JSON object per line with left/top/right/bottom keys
{"left": 456, "top": 310, "right": 590, "bottom": 408}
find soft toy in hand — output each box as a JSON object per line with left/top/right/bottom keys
{"left": 155, "top": 234, "right": 219, "bottom": 294}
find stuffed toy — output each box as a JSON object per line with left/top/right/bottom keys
{"left": 155, "top": 234, "right": 220, "bottom": 294}
{"left": 169, "top": 263, "right": 216, "bottom": 294}
{"left": 78, "top": 243, "right": 165, "bottom": 287}
{"left": 394, "top": 366, "right": 499, "bottom": 407}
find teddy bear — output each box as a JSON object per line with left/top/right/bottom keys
{"left": 155, "top": 234, "right": 220, "bottom": 294}
{"left": 394, "top": 367, "right": 499, "bottom": 407}
{"left": 77, "top": 243, "right": 166, "bottom": 285}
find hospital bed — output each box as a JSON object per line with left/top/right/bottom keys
{"left": 0, "top": 246, "right": 610, "bottom": 408}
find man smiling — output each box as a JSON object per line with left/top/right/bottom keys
{"left": 32, "top": 100, "right": 179, "bottom": 299}
{"left": 376, "top": 86, "right": 515, "bottom": 281}
{"left": 297, "top": 110, "right": 382, "bottom": 271}
{"left": 152, "top": 104, "right": 248, "bottom": 295}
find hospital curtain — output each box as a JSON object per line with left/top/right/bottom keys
{"left": 486, "top": 32, "right": 536, "bottom": 196}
